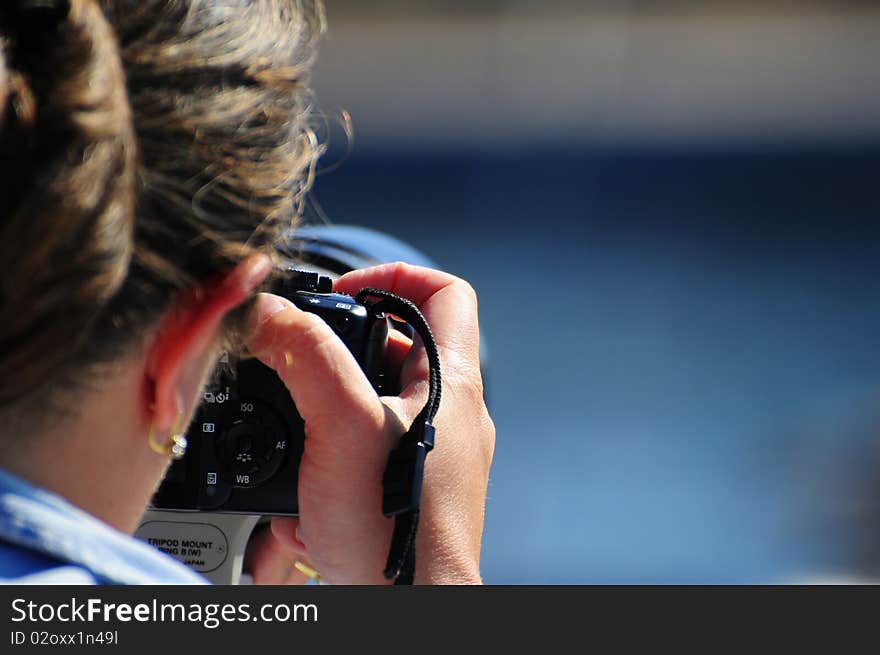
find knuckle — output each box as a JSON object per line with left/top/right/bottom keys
{"left": 459, "top": 369, "right": 486, "bottom": 400}
{"left": 385, "top": 260, "right": 411, "bottom": 290}
{"left": 449, "top": 275, "right": 478, "bottom": 308}
{"left": 444, "top": 351, "right": 484, "bottom": 391}
{"left": 273, "top": 309, "right": 332, "bottom": 356}
{"left": 480, "top": 411, "right": 496, "bottom": 463}
{"left": 296, "top": 310, "right": 335, "bottom": 344}
{"left": 389, "top": 260, "right": 409, "bottom": 277}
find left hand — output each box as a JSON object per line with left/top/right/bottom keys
{"left": 243, "top": 522, "right": 311, "bottom": 584}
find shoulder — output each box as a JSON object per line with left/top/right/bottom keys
{"left": 0, "top": 541, "right": 99, "bottom": 584}
{"left": 0, "top": 470, "right": 208, "bottom": 585}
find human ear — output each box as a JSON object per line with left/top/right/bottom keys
{"left": 145, "top": 254, "right": 272, "bottom": 432}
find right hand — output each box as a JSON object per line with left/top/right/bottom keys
{"left": 244, "top": 262, "right": 495, "bottom": 584}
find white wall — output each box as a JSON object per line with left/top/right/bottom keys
{"left": 312, "top": 8, "right": 880, "bottom": 149}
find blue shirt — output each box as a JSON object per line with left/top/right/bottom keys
{"left": 0, "top": 468, "right": 207, "bottom": 584}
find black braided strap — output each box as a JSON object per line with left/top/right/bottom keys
{"left": 355, "top": 287, "right": 442, "bottom": 583}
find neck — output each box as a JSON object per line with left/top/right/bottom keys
{"left": 2, "top": 364, "right": 170, "bottom": 534}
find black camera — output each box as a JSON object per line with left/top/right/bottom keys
{"left": 150, "top": 268, "right": 389, "bottom": 516}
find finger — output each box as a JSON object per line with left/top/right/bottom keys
{"left": 376, "top": 330, "right": 429, "bottom": 446}
{"left": 268, "top": 519, "right": 329, "bottom": 584}
{"left": 380, "top": 332, "right": 430, "bottom": 427}
{"left": 335, "top": 262, "right": 469, "bottom": 307}
{"left": 243, "top": 523, "right": 309, "bottom": 585}
{"left": 244, "top": 292, "right": 400, "bottom": 583}
{"left": 270, "top": 517, "right": 307, "bottom": 555}
{"left": 386, "top": 328, "right": 413, "bottom": 373}
{"left": 383, "top": 329, "right": 413, "bottom": 393}
{"left": 338, "top": 263, "right": 482, "bottom": 425}
{"left": 335, "top": 262, "right": 480, "bottom": 363}
{"left": 245, "top": 292, "right": 397, "bottom": 469}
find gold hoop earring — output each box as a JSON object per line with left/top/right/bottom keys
{"left": 147, "top": 410, "right": 188, "bottom": 460}
{"left": 294, "top": 561, "right": 325, "bottom": 585}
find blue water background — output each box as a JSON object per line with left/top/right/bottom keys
{"left": 312, "top": 149, "right": 880, "bottom": 583}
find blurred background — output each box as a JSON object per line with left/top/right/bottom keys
{"left": 307, "top": 1, "right": 880, "bottom": 582}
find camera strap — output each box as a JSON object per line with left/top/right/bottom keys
{"left": 355, "top": 288, "right": 442, "bottom": 584}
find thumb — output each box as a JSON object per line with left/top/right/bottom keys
{"left": 244, "top": 292, "right": 395, "bottom": 472}
{"left": 244, "top": 292, "right": 400, "bottom": 583}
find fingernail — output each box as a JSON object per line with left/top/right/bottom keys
{"left": 246, "top": 292, "right": 290, "bottom": 334}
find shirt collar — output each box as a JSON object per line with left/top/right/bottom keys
{"left": 0, "top": 467, "right": 207, "bottom": 584}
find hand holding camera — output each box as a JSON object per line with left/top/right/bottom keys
{"left": 245, "top": 262, "right": 494, "bottom": 585}
{"left": 140, "top": 258, "right": 493, "bottom": 584}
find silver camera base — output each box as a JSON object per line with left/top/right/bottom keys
{"left": 136, "top": 510, "right": 261, "bottom": 585}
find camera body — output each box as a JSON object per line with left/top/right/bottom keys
{"left": 150, "top": 269, "right": 388, "bottom": 516}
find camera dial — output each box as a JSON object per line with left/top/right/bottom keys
{"left": 218, "top": 400, "right": 288, "bottom": 489}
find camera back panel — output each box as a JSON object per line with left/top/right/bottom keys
{"left": 151, "top": 281, "right": 388, "bottom": 516}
